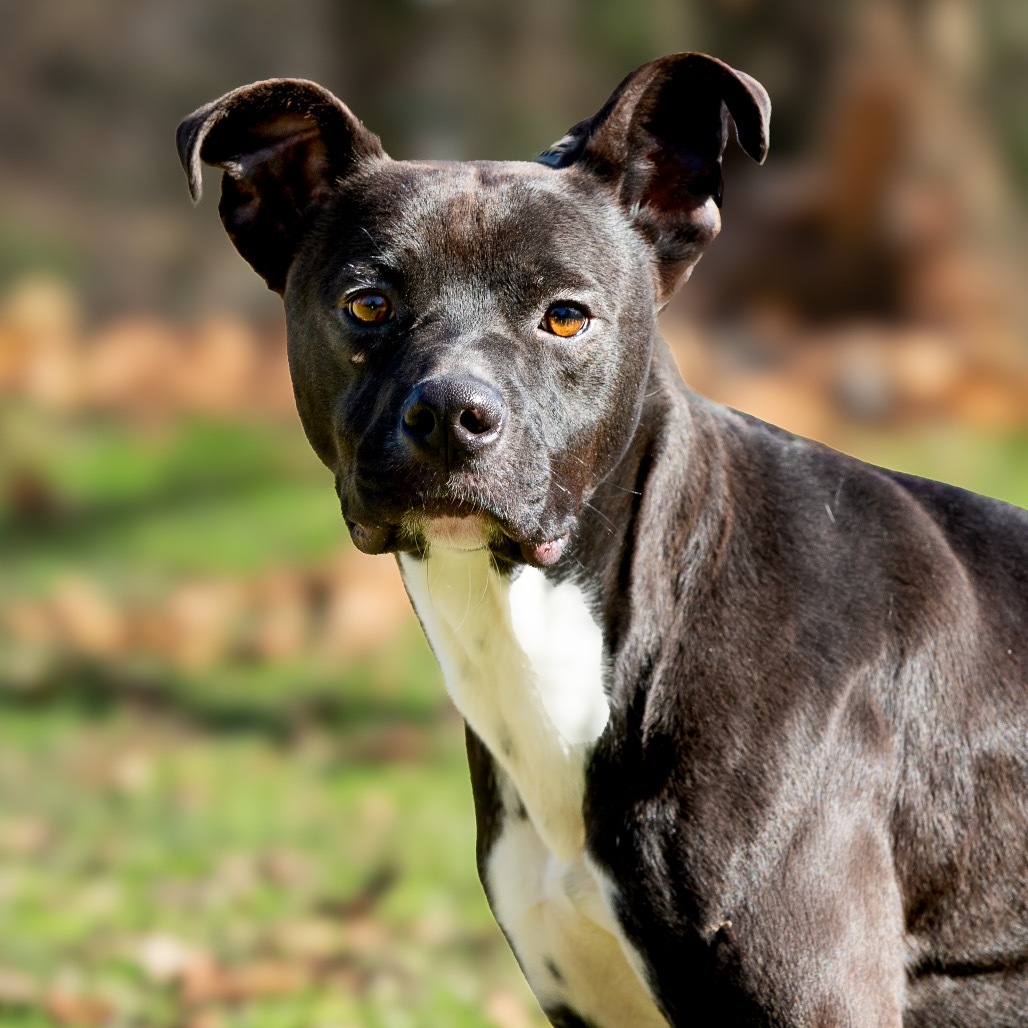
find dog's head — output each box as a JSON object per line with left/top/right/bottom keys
{"left": 177, "top": 53, "right": 769, "bottom": 567}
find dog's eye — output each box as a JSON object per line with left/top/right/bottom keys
{"left": 542, "top": 304, "right": 589, "bottom": 338}
{"left": 345, "top": 291, "right": 392, "bottom": 324}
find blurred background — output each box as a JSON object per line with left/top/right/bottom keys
{"left": 0, "top": 1, "right": 1026, "bottom": 1025}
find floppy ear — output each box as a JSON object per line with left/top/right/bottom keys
{"left": 537, "top": 52, "right": 770, "bottom": 302}
{"left": 176, "top": 79, "right": 386, "bottom": 293}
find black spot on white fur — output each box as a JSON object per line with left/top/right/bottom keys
{"left": 545, "top": 957, "right": 566, "bottom": 984}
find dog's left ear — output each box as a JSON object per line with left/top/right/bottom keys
{"left": 537, "top": 53, "right": 770, "bottom": 302}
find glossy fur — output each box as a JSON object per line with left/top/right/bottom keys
{"left": 178, "top": 53, "right": 1028, "bottom": 1025}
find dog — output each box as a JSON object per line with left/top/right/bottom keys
{"left": 177, "top": 53, "right": 1028, "bottom": 1026}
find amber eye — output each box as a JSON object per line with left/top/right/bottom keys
{"left": 345, "top": 291, "right": 391, "bottom": 324}
{"left": 542, "top": 303, "right": 589, "bottom": 338}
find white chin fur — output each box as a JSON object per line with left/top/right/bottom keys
{"left": 421, "top": 514, "right": 491, "bottom": 552}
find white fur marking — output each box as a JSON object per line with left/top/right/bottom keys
{"left": 399, "top": 547, "right": 606, "bottom": 858}
{"left": 508, "top": 565, "right": 609, "bottom": 748}
{"left": 488, "top": 811, "right": 666, "bottom": 1026}
{"left": 399, "top": 542, "right": 665, "bottom": 1025}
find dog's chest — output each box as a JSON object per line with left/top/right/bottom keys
{"left": 399, "top": 550, "right": 665, "bottom": 1026}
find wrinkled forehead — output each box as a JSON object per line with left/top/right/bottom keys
{"left": 307, "top": 159, "right": 641, "bottom": 297}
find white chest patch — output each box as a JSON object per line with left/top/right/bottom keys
{"left": 398, "top": 544, "right": 665, "bottom": 1026}
{"left": 398, "top": 547, "right": 606, "bottom": 858}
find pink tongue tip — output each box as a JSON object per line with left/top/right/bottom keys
{"left": 523, "top": 533, "right": 569, "bottom": 567}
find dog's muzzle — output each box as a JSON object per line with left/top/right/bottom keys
{"left": 399, "top": 374, "right": 504, "bottom": 468}
{"left": 343, "top": 372, "right": 572, "bottom": 567}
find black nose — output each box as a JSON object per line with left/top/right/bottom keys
{"left": 400, "top": 375, "right": 504, "bottom": 464}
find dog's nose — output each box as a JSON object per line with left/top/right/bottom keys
{"left": 400, "top": 376, "right": 504, "bottom": 463}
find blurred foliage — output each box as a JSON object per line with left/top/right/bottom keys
{"left": 1, "top": 0, "right": 1027, "bottom": 317}
{"left": 0, "top": 1, "right": 1026, "bottom": 1025}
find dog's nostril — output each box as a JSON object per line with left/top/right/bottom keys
{"left": 404, "top": 404, "right": 437, "bottom": 439}
{"left": 459, "top": 407, "right": 490, "bottom": 435}
{"left": 400, "top": 376, "right": 503, "bottom": 459}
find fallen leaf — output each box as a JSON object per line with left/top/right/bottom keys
{"left": 134, "top": 933, "right": 211, "bottom": 984}
{"left": 271, "top": 917, "right": 344, "bottom": 960}
{"left": 0, "top": 966, "right": 37, "bottom": 1005}
{"left": 44, "top": 991, "right": 113, "bottom": 1027}
{"left": 0, "top": 817, "right": 53, "bottom": 856}
{"left": 260, "top": 848, "right": 314, "bottom": 887}
{"left": 181, "top": 959, "right": 313, "bottom": 1004}
{"left": 183, "top": 1011, "right": 225, "bottom": 1028}
{"left": 51, "top": 576, "right": 124, "bottom": 658}
{"left": 485, "top": 988, "right": 535, "bottom": 1028}
{"left": 340, "top": 916, "right": 388, "bottom": 955}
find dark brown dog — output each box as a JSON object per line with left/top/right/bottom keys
{"left": 178, "top": 53, "right": 1028, "bottom": 1025}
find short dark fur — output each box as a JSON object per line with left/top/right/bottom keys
{"left": 178, "top": 53, "right": 1028, "bottom": 1025}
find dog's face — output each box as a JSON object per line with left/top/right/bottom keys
{"left": 177, "top": 54, "right": 769, "bottom": 567}
{"left": 286, "top": 159, "right": 654, "bottom": 566}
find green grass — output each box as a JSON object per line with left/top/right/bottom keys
{"left": 0, "top": 706, "right": 535, "bottom": 1027}
{"left": 0, "top": 409, "right": 345, "bottom": 592}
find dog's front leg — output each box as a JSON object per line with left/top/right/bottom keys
{"left": 585, "top": 780, "right": 908, "bottom": 1025}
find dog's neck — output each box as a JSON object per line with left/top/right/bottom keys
{"left": 572, "top": 345, "right": 726, "bottom": 644}
{"left": 397, "top": 344, "right": 717, "bottom": 862}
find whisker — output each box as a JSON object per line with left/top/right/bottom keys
{"left": 602, "top": 481, "right": 643, "bottom": 497}
{"left": 583, "top": 499, "right": 617, "bottom": 536}
{"left": 453, "top": 551, "right": 474, "bottom": 631}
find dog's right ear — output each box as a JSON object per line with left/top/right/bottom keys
{"left": 176, "top": 80, "right": 385, "bottom": 294}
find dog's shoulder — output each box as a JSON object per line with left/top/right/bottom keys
{"left": 670, "top": 398, "right": 1027, "bottom": 670}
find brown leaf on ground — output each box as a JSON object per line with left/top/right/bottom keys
{"left": 0, "top": 967, "right": 37, "bottom": 1005}
{"left": 259, "top": 847, "right": 315, "bottom": 888}
{"left": 270, "top": 918, "right": 344, "bottom": 961}
{"left": 43, "top": 991, "right": 114, "bottom": 1027}
{"left": 163, "top": 579, "right": 246, "bottom": 670}
{"left": 349, "top": 724, "right": 429, "bottom": 764}
{"left": 320, "top": 551, "right": 412, "bottom": 659}
{"left": 339, "top": 915, "right": 389, "bottom": 956}
{"left": 0, "top": 817, "right": 54, "bottom": 856}
{"left": 180, "top": 959, "right": 313, "bottom": 1004}
{"left": 51, "top": 576, "right": 125, "bottom": 658}
{"left": 81, "top": 316, "right": 182, "bottom": 417}
{"left": 183, "top": 1011, "right": 225, "bottom": 1028}
{"left": 485, "top": 988, "right": 537, "bottom": 1028}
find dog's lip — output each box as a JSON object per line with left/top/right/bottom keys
{"left": 346, "top": 519, "right": 396, "bottom": 555}
{"left": 343, "top": 481, "right": 575, "bottom": 565}
{"left": 345, "top": 508, "right": 573, "bottom": 568}
{"left": 518, "top": 533, "right": 569, "bottom": 567}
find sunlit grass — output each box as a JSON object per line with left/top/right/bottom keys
{"left": 0, "top": 706, "right": 536, "bottom": 1026}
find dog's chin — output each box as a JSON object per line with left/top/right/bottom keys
{"left": 345, "top": 511, "right": 495, "bottom": 557}
{"left": 416, "top": 513, "right": 571, "bottom": 568}
{"left": 346, "top": 519, "right": 397, "bottom": 555}
{"left": 346, "top": 511, "right": 571, "bottom": 569}
{"left": 417, "top": 513, "right": 494, "bottom": 554}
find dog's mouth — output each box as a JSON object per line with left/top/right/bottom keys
{"left": 344, "top": 494, "right": 571, "bottom": 569}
